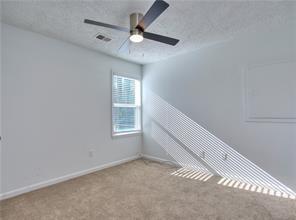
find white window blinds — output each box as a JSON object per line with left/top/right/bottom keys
{"left": 112, "top": 74, "right": 141, "bottom": 134}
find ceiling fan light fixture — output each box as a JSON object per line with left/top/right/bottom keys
{"left": 130, "top": 34, "right": 144, "bottom": 43}
{"left": 129, "top": 29, "right": 143, "bottom": 43}
{"left": 85, "top": 0, "right": 180, "bottom": 51}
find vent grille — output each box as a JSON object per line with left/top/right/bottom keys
{"left": 96, "top": 34, "right": 111, "bottom": 42}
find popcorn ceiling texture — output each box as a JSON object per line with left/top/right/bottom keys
{"left": 1, "top": 0, "right": 295, "bottom": 64}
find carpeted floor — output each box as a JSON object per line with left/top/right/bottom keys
{"left": 1, "top": 159, "right": 296, "bottom": 220}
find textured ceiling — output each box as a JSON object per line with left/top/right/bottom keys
{"left": 1, "top": 0, "right": 295, "bottom": 64}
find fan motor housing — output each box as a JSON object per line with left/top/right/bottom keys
{"left": 130, "top": 13, "right": 143, "bottom": 31}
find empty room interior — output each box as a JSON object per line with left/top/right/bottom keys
{"left": 0, "top": 0, "right": 296, "bottom": 219}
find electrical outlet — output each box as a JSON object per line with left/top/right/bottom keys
{"left": 201, "top": 151, "right": 205, "bottom": 159}
{"left": 223, "top": 153, "right": 228, "bottom": 161}
{"left": 35, "top": 168, "right": 41, "bottom": 178}
{"left": 89, "top": 150, "right": 94, "bottom": 158}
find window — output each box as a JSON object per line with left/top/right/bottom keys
{"left": 112, "top": 73, "right": 141, "bottom": 135}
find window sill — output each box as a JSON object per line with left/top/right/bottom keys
{"left": 112, "top": 131, "right": 142, "bottom": 138}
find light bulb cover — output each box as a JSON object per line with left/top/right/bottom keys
{"left": 130, "top": 34, "right": 144, "bottom": 43}
{"left": 129, "top": 29, "right": 144, "bottom": 43}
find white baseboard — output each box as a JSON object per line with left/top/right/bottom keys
{"left": 142, "top": 154, "right": 180, "bottom": 167}
{"left": 0, "top": 155, "right": 140, "bottom": 201}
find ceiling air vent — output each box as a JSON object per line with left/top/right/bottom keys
{"left": 96, "top": 34, "right": 111, "bottom": 42}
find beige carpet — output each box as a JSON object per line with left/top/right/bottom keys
{"left": 1, "top": 159, "right": 296, "bottom": 220}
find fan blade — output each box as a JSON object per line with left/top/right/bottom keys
{"left": 137, "top": 0, "right": 169, "bottom": 30}
{"left": 143, "top": 32, "right": 179, "bottom": 46}
{"left": 84, "top": 19, "right": 129, "bottom": 32}
{"left": 118, "top": 37, "right": 131, "bottom": 54}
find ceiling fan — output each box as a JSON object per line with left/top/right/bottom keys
{"left": 84, "top": 0, "right": 179, "bottom": 53}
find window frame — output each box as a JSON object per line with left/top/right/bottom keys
{"left": 111, "top": 71, "right": 142, "bottom": 137}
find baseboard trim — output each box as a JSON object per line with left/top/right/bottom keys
{"left": 141, "top": 154, "right": 180, "bottom": 167}
{"left": 0, "top": 155, "right": 140, "bottom": 201}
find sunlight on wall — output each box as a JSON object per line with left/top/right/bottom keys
{"left": 146, "top": 90, "right": 296, "bottom": 199}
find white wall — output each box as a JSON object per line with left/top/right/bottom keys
{"left": 143, "top": 21, "right": 296, "bottom": 191}
{"left": 0, "top": 19, "right": 3, "bottom": 195}
{"left": 1, "top": 24, "right": 142, "bottom": 195}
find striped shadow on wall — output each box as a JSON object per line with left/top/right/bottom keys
{"left": 146, "top": 90, "right": 296, "bottom": 200}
